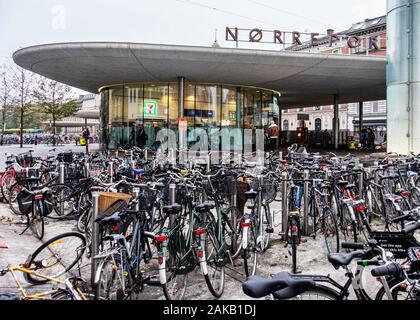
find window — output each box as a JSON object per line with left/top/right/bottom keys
{"left": 372, "top": 101, "right": 379, "bottom": 113}
{"left": 315, "top": 118, "right": 322, "bottom": 131}
{"left": 283, "top": 120, "right": 289, "bottom": 131}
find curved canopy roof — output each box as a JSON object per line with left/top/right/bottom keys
{"left": 13, "top": 42, "right": 386, "bottom": 107}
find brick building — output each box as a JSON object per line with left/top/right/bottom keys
{"left": 282, "top": 16, "right": 387, "bottom": 147}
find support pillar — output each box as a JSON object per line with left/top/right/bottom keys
{"left": 178, "top": 77, "right": 185, "bottom": 118}
{"left": 387, "top": 0, "right": 420, "bottom": 154}
{"left": 333, "top": 95, "right": 339, "bottom": 150}
{"left": 359, "top": 101, "right": 363, "bottom": 141}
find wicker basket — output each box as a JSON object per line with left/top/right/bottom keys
{"left": 99, "top": 192, "right": 132, "bottom": 214}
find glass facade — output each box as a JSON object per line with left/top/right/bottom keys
{"left": 100, "top": 83, "right": 280, "bottom": 150}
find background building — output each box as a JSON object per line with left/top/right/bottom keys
{"left": 282, "top": 15, "right": 387, "bottom": 148}
{"left": 55, "top": 94, "right": 100, "bottom": 135}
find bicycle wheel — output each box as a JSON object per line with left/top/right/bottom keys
{"left": 1, "top": 173, "right": 15, "bottom": 201}
{"left": 24, "top": 232, "right": 86, "bottom": 284}
{"left": 223, "top": 206, "right": 242, "bottom": 260}
{"left": 161, "top": 232, "right": 189, "bottom": 300}
{"left": 410, "top": 187, "right": 420, "bottom": 208}
{"left": 260, "top": 204, "right": 272, "bottom": 251}
{"left": 8, "top": 182, "right": 25, "bottom": 215}
{"left": 49, "top": 184, "right": 78, "bottom": 218}
{"left": 322, "top": 208, "right": 340, "bottom": 254}
{"left": 95, "top": 255, "right": 128, "bottom": 300}
{"left": 375, "top": 279, "right": 419, "bottom": 300}
{"left": 339, "top": 204, "right": 357, "bottom": 243}
{"left": 243, "top": 224, "right": 258, "bottom": 278}
{"left": 31, "top": 201, "right": 44, "bottom": 240}
{"left": 203, "top": 227, "right": 225, "bottom": 298}
{"left": 291, "top": 235, "right": 298, "bottom": 274}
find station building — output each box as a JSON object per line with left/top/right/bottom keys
{"left": 11, "top": 0, "right": 420, "bottom": 154}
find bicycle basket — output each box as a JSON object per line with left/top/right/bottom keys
{"left": 100, "top": 197, "right": 129, "bottom": 216}
{"left": 371, "top": 232, "right": 419, "bottom": 259}
{"left": 17, "top": 189, "right": 33, "bottom": 215}
{"left": 57, "top": 152, "right": 73, "bottom": 163}
{"left": 249, "top": 178, "right": 277, "bottom": 203}
{"left": 16, "top": 169, "right": 40, "bottom": 182}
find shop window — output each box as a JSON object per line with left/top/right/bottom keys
{"left": 315, "top": 118, "right": 322, "bottom": 131}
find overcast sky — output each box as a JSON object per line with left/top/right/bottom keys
{"left": 0, "top": 0, "right": 387, "bottom": 93}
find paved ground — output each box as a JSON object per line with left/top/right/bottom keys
{"left": 0, "top": 145, "right": 389, "bottom": 300}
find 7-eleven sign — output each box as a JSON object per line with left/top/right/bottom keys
{"left": 144, "top": 101, "right": 158, "bottom": 116}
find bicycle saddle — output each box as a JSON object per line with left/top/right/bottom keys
{"left": 328, "top": 250, "right": 365, "bottom": 269}
{"left": 244, "top": 190, "right": 258, "bottom": 200}
{"left": 379, "top": 174, "right": 399, "bottom": 180}
{"left": 195, "top": 203, "right": 215, "bottom": 213}
{"left": 163, "top": 203, "right": 183, "bottom": 215}
{"left": 5, "top": 160, "right": 14, "bottom": 165}
{"left": 95, "top": 211, "right": 123, "bottom": 224}
{"left": 243, "top": 272, "right": 315, "bottom": 299}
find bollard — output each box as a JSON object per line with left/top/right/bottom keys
{"left": 358, "top": 164, "right": 364, "bottom": 198}
{"left": 90, "top": 192, "right": 100, "bottom": 287}
{"left": 109, "top": 161, "right": 114, "bottom": 183}
{"left": 169, "top": 149, "right": 176, "bottom": 166}
{"left": 206, "top": 154, "right": 210, "bottom": 172}
{"left": 279, "top": 151, "right": 283, "bottom": 162}
{"left": 168, "top": 184, "right": 177, "bottom": 227}
{"left": 132, "top": 187, "right": 140, "bottom": 212}
{"left": 281, "top": 172, "right": 288, "bottom": 241}
{"left": 144, "top": 149, "right": 149, "bottom": 162}
{"left": 303, "top": 170, "right": 310, "bottom": 236}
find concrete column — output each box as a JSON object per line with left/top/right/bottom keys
{"left": 236, "top": 87, "right": 241, "bottom": 129}
{"left": 387, "top": 0, "right": 420, "bottom": 154}
{"left": 359, "top": 101, "right": 363, "bottom": 141}
{"left": 178, "top": 77, "right": 185, "bottom": 118}
{"left": 333, "top": 95, "right": 339, "bottom": 150}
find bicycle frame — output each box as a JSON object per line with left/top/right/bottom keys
{"left": 4, "top": 266, "right": 87, "bottom": 300}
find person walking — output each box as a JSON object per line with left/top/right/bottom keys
{"left": 136, "top": 124, "right": 148, "bottom": 149}
{"left": 267, "top": 121, "right": 279, "bottom": 151}
{"left": 81, "top": 127, "right": 90, "bottom": 153}
{"left": 368, "top": 129, "right": 376, "bottom": 151}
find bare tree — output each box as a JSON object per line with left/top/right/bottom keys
{"left": 0, "top": 64, "right": 14, "bottom": 145}
{"left": 11, "top": 66, "right": 36, "bottom": 148}
{"left": 33, "top": 78, "right": 79, "bottom": 146}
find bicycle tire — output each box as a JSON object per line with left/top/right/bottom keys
{"left": 24, "top": 232, "right": 86, "bottom": 284}
{"left": 49, "top": 184, "right": 78, "bottom": 218}
{"left": 203, "top": 227, "right": 225, "bottom": 298}
{"left": 1, "top": 172, "right": 15, "bottom": 202}
{"left": 323, "top": 207, "right": 340, "bottom": 254}
{"left": 94, "top": 255, "right": 128, "bottom": 300}
{"left": 243, "top": 224, "right": 258, "bottom": 278}
{"left": 31, "top": 200, "right": 44, "bottom": 240}
{"left": 8, "top": 182, "right": 25, "bottom": 215}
